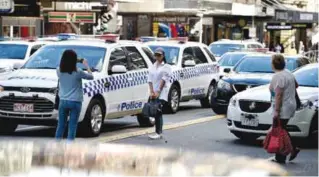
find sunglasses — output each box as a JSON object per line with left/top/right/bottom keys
{"left": 154, "top": 53, "right": 163, "bottom": 57}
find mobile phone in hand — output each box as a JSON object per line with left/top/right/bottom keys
{"left": 77, "top": 58, "right": 84, "bottom": 63}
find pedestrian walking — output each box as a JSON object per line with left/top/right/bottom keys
{"left": 147, "top": 48, "right": 172, "bottom": 140}
{"left": 269, "top": 54, "right": 300, "bottom": 163}
{"left": 55, "top": 50, "right": 94, "bottom": 141}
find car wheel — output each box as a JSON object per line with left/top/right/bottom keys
{"left": 200, "top": 83, "right": 216, "bottom": 108}
{"left": 164, "top": 85, "right": 180, "bottom": 114}
{"left": 0, "top": 119, "right": 18, "bottom": 134}
{"left": 79, "top": 99, "right": 105, "bottom": 137}
{"left": 308, "top": 111, "right": 318, "bottom": 146}
{"left": 137, "top": 114, "right": 155, "bottom": 127}
{"left": 232, "top": 131, "right": 260, "bottom": 141}
{"left": 210, "top": 92, "right": 227, "bottom": 114}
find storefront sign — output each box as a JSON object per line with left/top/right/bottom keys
{"left": 249, "top": 27, "right": 256, "bottom": 38}
{"left": 153, "top": 16, "right": 187, "bottom": 23}
{"left": 266, "top": 23, "right": 312, "bottom": 30}
{"left": 299, "top": 13, "right": 313, "bottom": 21}
{"left": 202, "top": 17, "right": 213, "bottom": 25}
{"left": 275, "top": 11, "right": 290, "bottom": 21}
{"left": 0, "top": 0, "right": 14, "bottom": 13}
{"left": 48, "top": 12, "right": 96, "bottom": 23}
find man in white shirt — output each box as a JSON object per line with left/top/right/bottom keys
{"left": 147, "top": 48, "right": 172, "bottom": 139}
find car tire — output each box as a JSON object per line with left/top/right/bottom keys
{"left": 210, "top": 91, "right": 227, "bottom": 114}
{"left": 232, "top": 131, "right": 260, "bottom": 141}
{"left": 79, "top": 99, "right": 105, "bottom": 137}
{"left": 0, "top": 119, "right": 18, "bottom": 134}
{"left": 308, "top": 111, "right": 318, "bottom": 146}
{"left": 137, "top": 114, "right": 155, "bottom": 127}
{"left": 200, "top": 83, "right": 216, "bottom": 108}
{"left": 164, "top": 85, "right": 180, "bottom": 114}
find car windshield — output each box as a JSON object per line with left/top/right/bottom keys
{"left": 23, "top": 45, "right": 106, "bottom": 71}
{"left": 234, "top": 57, "right": 296, "bottom": 73}
{"left": 0, "top": 44, "right": 28, "bottom": 59}
{"left": 294, "top": 66, "right": 318, "bottom": 87}
{"left": 148, "top": 45, "right": 179, "bottom": 65}
{"left": 218, "top": 53, "right": 247, "bottom": 66}
{"left": 209, "top": 44, "right": 244, "bottom": 57}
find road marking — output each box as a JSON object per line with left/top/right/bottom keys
{"left": 88, "top": 114, "right": 225, "bottom": 143}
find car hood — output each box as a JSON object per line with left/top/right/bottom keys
{"left": 0, "top": 69, "right": 58, "bottom": 88}
{"left": 223, "top": 73, "right": 273, "bottom": 85}
{"left": 0, "top": 59, "right": 24, "bottom": 69}
{"left": 235, "top": 85, "right": 319, "bottom": 101}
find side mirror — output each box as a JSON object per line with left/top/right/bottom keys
{"left": 183, "top": 60, "right": 196, "bottom": 67}
{"left": 111, "top": 65, "right": 127, "bottom": 74}
{"left": 224, "top": 68, "right": 231, "bottom": 73}
{"left": 13, "top": 62, "right": 24, "bottom": 70}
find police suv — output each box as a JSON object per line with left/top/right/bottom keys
{"left": 146, "top": 38, "right": 219, "bottom": 113}
{"left": 0, "top": 34, "right": 157, "bottom": 136}
{"left": 0, "top": 40, "right": 50, "bottom": 75}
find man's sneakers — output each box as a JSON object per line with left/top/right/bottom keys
{"left": 148, "top": 133, "right": 162, "bottom": 140}
{"left": 289, "top": 148, "right": 300, "bottom": 161}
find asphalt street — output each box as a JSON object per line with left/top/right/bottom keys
{"left": 2, "top": 101, "right": 318, "bottom": 176}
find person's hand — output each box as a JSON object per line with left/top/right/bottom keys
{"left": 82, "top": 59, "right": 89, "bottom": 67}
{"left": 273, "top": 111, "right": 280, "bottom": 127}
{"left": 150, "top": 91, "right": 155, "bottom": 99}
{"left": 153, "top": 91, "right": 160, "bottom": 98}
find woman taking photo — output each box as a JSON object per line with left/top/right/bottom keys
{"left": 269, "top": 54, "right": 300, "bottom": 163}
{"left": 55, "top": 50, "right": 94, "bottom": 140}
{"left": 147, "top": 48, "right": 172, "bottom": 140}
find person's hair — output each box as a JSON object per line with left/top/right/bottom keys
{"left": 162, "top": 52, "right": 167, "bottom": 64}
{"left": 272, "top": 54, "right": 285, "bottom": 70}
{"left": 60, "top": 50, "right": 77, "bottom": 74}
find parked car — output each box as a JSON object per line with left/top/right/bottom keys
{"left": 0, "top": 34, "right": 156, "bottom": 136}
{"left": 210, "top": 54, "right": 310, "bottom": 114}
{"left": 227, "top": 64, "right": 318, "bottom": 142}
{"left": 146, "top": 38, "right": 219, "bottom": 112}
{"left": 208, "top": 40, "right": 264, "bottom": 61}
{"left": 0, "top": 40, "right": 51, "bottom": 75}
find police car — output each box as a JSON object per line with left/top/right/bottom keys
{"left": 0, "top": 39, "right": 51, "bottom": 75}
{"left": 227, "top": 64, "right": 318, "bottom": 143}
{"left": 146, "top": 38, "right": 219, "bottom": 113}
{"left": 0, "top": 34, "right": 156, "bottom": 136}
{"left": 209, "top": 40, "right": 264, "bottom": 61}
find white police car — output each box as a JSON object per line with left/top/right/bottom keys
{"left": 227, "top": 64, "right": 318, "bottom": 142}
{"left": 0, "top": 34, "right": 156, "bottom": 136}
{"left": 146, "top": 38, "right": 219, "bottom": 113}
{"left": 209, "top": 40, "right": 264, "bottom": 61}
{"left": 0, "top": 40, "right": 50, "bottom": 75}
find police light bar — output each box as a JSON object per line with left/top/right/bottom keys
{"left": 156, "top": 37, "right": 169, "bottom": 41}
{"left": 139, "top": 36, "right": 156, "bottom": 42}
{"left": 98, "top": 34, "right": 119, "bottom": 43}
{"left": 255, "top": 48, "right": 269, "bottom": 53}
{"left": 57, "top": 33, "right": 77, "bottom": 40}
{"left": 174, "top": 37, "right": 188, "bottom": 43}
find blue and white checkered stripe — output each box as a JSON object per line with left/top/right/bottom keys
{"left": 83, "top": 64, "right": 217, "bottom": 97}
{"left": 83, "top": 70, "right": 149, "bottom": 97}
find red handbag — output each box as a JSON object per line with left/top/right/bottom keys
{"left": 263, "top": 118, "right": 293, "bottom": 155}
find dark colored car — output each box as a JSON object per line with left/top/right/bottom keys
{"left": 218, "top": 52, "right": 253, "bottom": 79}
{"left": 210, "top": 54, "right": 310, "bottom": 114}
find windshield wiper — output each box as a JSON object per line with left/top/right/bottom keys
{"left": 247, "top": 71, "right": 273, "bottom": 73}
{"left": 298, "top": 84, "right": 317, "bottom": 87}
{"left": 83, "top": 67, "right": 99, "bottom": 72}
{"left": 26, "top": 67, "right": 56, "bottom": 69}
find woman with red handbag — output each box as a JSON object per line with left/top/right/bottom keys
{"left": 267, "top": 54, "right": 300, "bottom": 164}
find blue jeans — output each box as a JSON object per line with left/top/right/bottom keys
{"left": 55, "top": 100, "right": 82, "bottom": 140}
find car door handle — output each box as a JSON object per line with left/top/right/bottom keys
{"left": 127, "top": 77, "right": 133, "bottom": 81}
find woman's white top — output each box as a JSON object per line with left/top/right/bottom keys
{"left": 147, "top": 62, "right": 173, "bottom": 102}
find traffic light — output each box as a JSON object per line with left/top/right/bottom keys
{"left": 100, "top": 6, "right": 114, "bottom": 32}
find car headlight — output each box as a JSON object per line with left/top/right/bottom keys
{"left": 49, "top": 87, "right": 58, "bottom": 95}
{"left": 230, "top": 97, "right": 237, "bottom": 107}
{"left": 0, "top": 86, "right": 3, "bottom": 92}
{"left": 217, "top": 79, "right": 232, "bottom": 90}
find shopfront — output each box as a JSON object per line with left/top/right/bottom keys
{"left": 152, "top": 16, "right": 189, "bottom": 38}
{"left": 1, "top": 0, "right": 41, "bottom": 38}
{"left": 265, "top": 10, "right": 318, "bottom": 53}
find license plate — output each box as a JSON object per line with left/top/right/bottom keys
{"left": 241, "top": 114, "right": 258, "bottom": 127}
{"left": 13, "top": 103, "right": 34, "bottom": 113}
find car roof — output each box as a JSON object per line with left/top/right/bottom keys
{"left": 299, "top": 63, "right": 318, "bottom": 70}
{"left": 146, "top": 40, "right": 207, "bottom": 48}
{"left": 0, "top": 40, "right": 49, "bottom": 45}
{"left": 223, "top": 51, "right": 258, "bottom": 55}
{"left": 209, "top": 40, "right": 262, "bottom": 45}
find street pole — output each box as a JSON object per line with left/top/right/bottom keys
{"left": 197, "top": 13, "right": 203, "bottom": 43}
